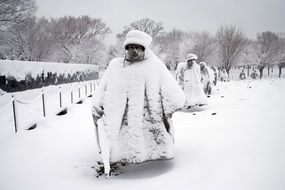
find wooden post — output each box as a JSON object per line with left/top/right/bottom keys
{"left": 85, "top": 84, "right": 87, "bottom": 97}
{"left": 12, "top": 95, "right": 18, "bottom": 133}
{"left": 71, "top": 90, "right": 73, "bottom": 104}
{"left": 59, "top": 87, "right": 62, "bottom": 108}
{"left": 90, "top": 83, "right": 92, "bottom": 94}
{"left": 42, "top": 90, "right": 46, "bottom": 117}
{"left": 78, "top": 87, "right": 81, "bottom": 99}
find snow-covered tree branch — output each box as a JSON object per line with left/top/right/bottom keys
{"left": 216, "top": 25, "right": 248, "bottom": 76}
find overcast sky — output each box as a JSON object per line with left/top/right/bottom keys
{"left": 35, "top": 0, "right": 285, "bottom": 44}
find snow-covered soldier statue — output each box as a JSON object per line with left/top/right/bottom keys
{"left": 92, "top": 30, "right": 185, "bottom": 177}
{"left": 200, "top": 62, "right": 213, "bottom": 95}
{"left": 212, "top": 66, "right": 219, "bottom": 86}
{"left": 175, "top": 53, "right": 208, "bottom": 109}
{"left": 220, "top": 68, "right": 229, "bottom": 82}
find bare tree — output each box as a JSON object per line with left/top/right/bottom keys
{"left": 277, "top": 62, "right": 285, "bottom": 78}
{"left": 50, "top": 16, "right": 110, "bottom": 63}
{"left": 71, "top": 37, "right": 107, "bottom": 67}
{"left": 0, "top": 0, "right": 37, "bottom": 29}
{"left": 216, "top": 25, "right": 248, "bottom": 75}
{"left": 244, "top": 32, "right": 280, "bottom": 78}
{"left": 116, "top": 18, "right": 164, "bottom": 40}
{"left": 179, "top": 37, "right": 195, "bottom": 60}
{"left": 190, "top": 31, "right": 215, "bottom": 64}
{"left": 34, "top": 18, "right": 57, "bottom": 61}
{"left": 276, "top": 38, "right": 285, "bottom": 78}
{"left": 256, "top": 32, "right": 279, "bottom": 78}
{"left": 108, "top": 41, "right": 125, "bottom": 60}
{"left": 2, "top": 17, "right": 56, "bottom": 61}
{"left": 0, "top": 0, "right": 37, "bottom": 58}
{"left": 156, "top": 29, "right": 190, "bottom": 70}
{"left": 2, "top": 18, "right": 36, "bottom": 60}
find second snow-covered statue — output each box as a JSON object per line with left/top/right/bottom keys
{"left": 175, "top": 53, "right": 208, "bottom": 108}
{"left": 92, "top": 30, "right": 185, "bottom": 177}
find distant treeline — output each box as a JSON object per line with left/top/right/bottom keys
{"left": 0, "top": 70, "right": 98, "bottom": 92}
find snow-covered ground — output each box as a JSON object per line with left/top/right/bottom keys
{"left": 0, "top": 79, "right": 285, "bottom": 190}
{"left": 0, "top": 81, "right": 96, "bottom": 138}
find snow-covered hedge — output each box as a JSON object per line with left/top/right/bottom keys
{"left": 0, "top": 60, "right": 99, "bottom": 92}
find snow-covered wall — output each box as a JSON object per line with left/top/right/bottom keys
{"left": 0, "top": 60, "right": 99, "bottom": 81}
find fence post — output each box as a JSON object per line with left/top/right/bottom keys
{"left": 59, "top": 86, "right": 62, "bottom": 108}
{"left": 12, "top": 95, "right": 18, "bottom": 133}
{"left": 78, "top": 87, "right": 81, "bottom": 99}
{"left": 85, "top": 84, "right": 87, "bottom": 97}
{"left": 42, "top": 90, "right": 46, "bottom": 117}
{"left": 93, "top": 82, "right": 95, "bottom": 92}
{"left": 71, "top": 90, "right": 73, "bottom": 104}
{"left": 90, "top": 83, "right": 92, "bottom": 94}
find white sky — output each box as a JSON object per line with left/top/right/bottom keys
{"left": 35, "top": 0, "right": 285, "bottom": 44}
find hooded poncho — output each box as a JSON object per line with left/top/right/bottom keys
{"left": 92, "top": 49, "right": 185, "bottom": 165}
{"left": 175, "top": 61, "right": 208, "bottom": 106}
{"left": 92, "top": 31, "right": 185, "bottom": 171}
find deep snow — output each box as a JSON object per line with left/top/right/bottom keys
{"left": 0, "top": 79, "right": 285, "bottom": 190}
{"left": 0, "top": 81, "right": 96, "bottom": 138}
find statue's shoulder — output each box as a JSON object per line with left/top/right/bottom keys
{"left": 108, "top": 57, "right": 124, "bottom": 69}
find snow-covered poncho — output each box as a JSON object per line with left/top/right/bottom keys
{"left": 220, "top": 69, "right": 229, "bottom": 81}
{"left": 207, "top": 66, "right": 215, "bottom": 84}
{"left": 201, "top": 67, "right": 210, "bottom": 84}
{"left": 92, "top": 50, "right": 185, "bottom": 164}
{"left": 175, "top": 62, "right": 208, "bottom": 107}
{"left": 201, "top": 65, "right": 214, "bottom": 94}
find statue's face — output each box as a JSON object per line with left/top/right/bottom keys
{"left": 187, "top": 59, "right": 194, "bottom": 67}
{"left": 125, "top": 44, "right": 145, "bottom": 62}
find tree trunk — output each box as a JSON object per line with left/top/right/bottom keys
{"left": 279, "top": 66, "right": 282, "bottom": 78}
{"left": 267, "top": 67, "right": 270, "bottom": 76}
{"left": 226, "top": 68, "right": 230, "bottom": 80}
{"left": 259, "top": 68, "right": 264, "bottom": 79}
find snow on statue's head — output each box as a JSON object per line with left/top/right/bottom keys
{"left": 186, "top": 53, "right": 198, "bottom": 62}
{"left": 199, "top": 62, "right": 207, "bottom": 70}
{"left": 124, "top": 30, "right": 153, "bottom": 62}
{"left": 124, "top": 30, "right": 152, "bottom": 50}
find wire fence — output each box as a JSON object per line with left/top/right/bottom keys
{"left": 0, "top": 80, "right": 98, "bottom": 138}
